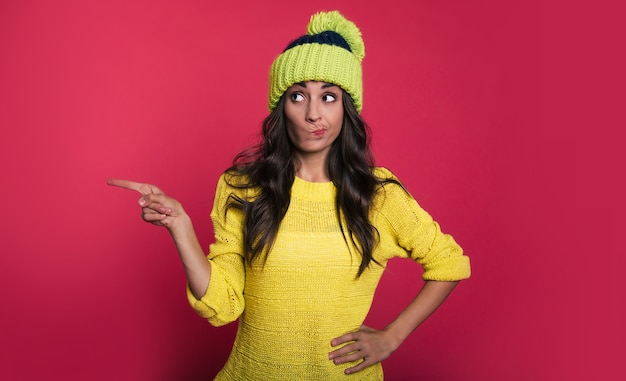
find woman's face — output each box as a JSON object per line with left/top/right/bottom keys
{"left": 283, "top": 81, "right": 344, "bottom": 161}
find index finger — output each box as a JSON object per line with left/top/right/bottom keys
{"left": 107, "top": 178, "right": 161, "bottom": 195}
{"left": 331, "top": 332, "right": 358, "bottom": 347}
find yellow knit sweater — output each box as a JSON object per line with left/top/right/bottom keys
{"left": 187, "top": 168, "right": 470, "bottom": 380}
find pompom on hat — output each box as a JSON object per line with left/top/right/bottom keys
{"left": 268, "top": 11, "right": 365, "bottom": 113}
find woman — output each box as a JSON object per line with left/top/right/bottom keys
{"left": 108, "top": 11, "right": 470, "bottom": 380}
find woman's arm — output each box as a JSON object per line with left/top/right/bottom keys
{"left": 165, "top": 211, "right": 212, "bottom": 299}
{"left": 107, "top": 179, "right": 211, "bottom": 298}
{"left": 329, "top": 280, "right": 459, "bottom": 375}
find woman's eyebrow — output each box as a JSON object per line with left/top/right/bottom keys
{"left": 293, "top": 82, "right": 337, "bottom": 89}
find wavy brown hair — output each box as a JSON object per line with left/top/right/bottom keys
{"left": 225, "top": 91, "right": 401, "bottom": 276}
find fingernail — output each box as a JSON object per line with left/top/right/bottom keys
{"left": 138, "top": 198, "right": 146, "bottom": 206}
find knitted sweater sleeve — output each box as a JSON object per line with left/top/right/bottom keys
{"left": 374, "top": 168, "right": 471, "bottom": 281}
{"left": 186, "top": 174, "right": 246, "bottom": 327}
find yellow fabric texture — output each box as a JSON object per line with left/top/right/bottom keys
{"left": 187, "top": 167, "right": 471, "bottom": 380}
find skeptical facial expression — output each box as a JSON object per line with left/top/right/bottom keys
{"left": 283, "top": 81, "right": 344, "bottom": 161}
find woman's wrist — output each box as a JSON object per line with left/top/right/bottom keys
{"left": 382, "top": 322, "right": 410, "bottom": 351}
{"left": 167, "top": 212, "right": 193, "bottom": 238}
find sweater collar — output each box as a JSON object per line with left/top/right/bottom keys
{"left": 292, "top": 176, "right": 336, "bottom": 201}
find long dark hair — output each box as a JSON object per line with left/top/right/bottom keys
{"left": 225, "top": 91, "right": 399, "bottom": 276}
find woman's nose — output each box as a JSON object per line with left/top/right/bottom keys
{"left": 306, "top": 101, "right": 321, "bottom": 122}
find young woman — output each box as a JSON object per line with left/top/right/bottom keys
{"left": 108, "top": 11, "right": 470, "bottom": 380}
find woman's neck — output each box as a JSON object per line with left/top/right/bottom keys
{"left": 293, "top": 154, "right": 330, "bottom": 182}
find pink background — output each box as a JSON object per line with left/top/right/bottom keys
{"left": 1, "top": 1, "right": 621, "bottom": 380}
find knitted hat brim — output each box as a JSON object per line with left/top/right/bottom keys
{"left": 268, "top": 43, "right": 363, "bottom": 113}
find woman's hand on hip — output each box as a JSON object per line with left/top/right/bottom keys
{"left": 329, "top": 325, "right": 398, "bottom": 375}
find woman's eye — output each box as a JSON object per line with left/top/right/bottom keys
{"left": 290, "top": 93, "right": 304, "bottom": 102}
{"left": 322, "top": 94, "right": 337, "bottom": 102}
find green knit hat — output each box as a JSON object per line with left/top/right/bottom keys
{"left": 268, "top": 11, "right": 365, "bottom": 113}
